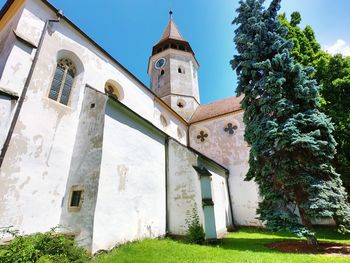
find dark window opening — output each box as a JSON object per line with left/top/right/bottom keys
{"left": 48, "top": 58, "right": 76, "bottom": 106}
{"left": 161, "top": 69, "right": 165, "bottom": 75}
{"left": 178, "top": 68, "right": 182, "bottom": 73}
{"left": 157, "top": 48, "right": 162, "bottom": 53}
{"left": 171, "top": 44, "right": 177, "bottom": 49}
{"left": 70, "top": 190, "right": 82, "bottom": 207}
{"left": 177, "top": 102, "right": 184, "bottom": 108}
{"left": 179, "top": 45, "right": 185, "bottom": 51}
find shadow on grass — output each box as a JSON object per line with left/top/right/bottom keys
{"left": 169, "top": 237, "right": 292, "bottom": 254}
{"left": 170, "top": 227, "right": 350, "bottom": 254}
{"left": 235, "top": 226, "right": 350, "bottom": 241}
{"left": 220, "top": 237, "right": 291, "bottom": 253}
{"left": 234, "top": 227, "right": 296, "bottom": 238}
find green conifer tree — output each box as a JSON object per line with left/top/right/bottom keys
{"left": 231, "top": 0, "right": 350, "bottom": 244}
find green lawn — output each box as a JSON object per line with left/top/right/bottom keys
{"left": 91, "top": 228, "right": 350, "bottom": 263}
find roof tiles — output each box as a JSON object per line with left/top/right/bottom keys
{"left": 190, "top": 95, "right": 243, "bottom": 123}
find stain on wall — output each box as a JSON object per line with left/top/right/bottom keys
{"left": 167, "top": 139, "right": 203, "bottom": 235}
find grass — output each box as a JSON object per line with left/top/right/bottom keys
{"left": 91, "top": 227, "right": 350, "bottom": 263}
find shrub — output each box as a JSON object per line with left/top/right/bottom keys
{"left": 185, "top": 206, "right": 205, "bottom": 244}
{"left": 0, "top": 227, "right": 88, "bottom": 263}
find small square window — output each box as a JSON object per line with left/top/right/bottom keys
{"left": 70, "top": 191, "right": 82, "bottom": 207}
{"left": 68, "top": 186, "right": 84, "bottom": 212}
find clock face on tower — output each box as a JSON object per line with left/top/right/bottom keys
{"left": 155, "top": 58, "right": 166, "bottom": 69}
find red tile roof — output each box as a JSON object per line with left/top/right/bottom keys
{"left": 190, "top": 95, "right": 243, "bottom": 123}
{"left": 158, "top": 19, "right": 185, "bottom": 43}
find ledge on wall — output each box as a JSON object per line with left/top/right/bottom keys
{"left": 0, "top": 86, "right": 19, "bottom": 100}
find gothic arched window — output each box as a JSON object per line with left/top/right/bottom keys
{"left": 48, "top": 58, "right": 76, "bottom": 106}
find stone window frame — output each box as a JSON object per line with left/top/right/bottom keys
{"left": 68, "top": 185, "right": 84, "bottom": 212}
{"left": 105, "top": 80, "right": 125, "bottom": 101}
{"left": 48, "top": 58, "right": 76, "bottom": 106}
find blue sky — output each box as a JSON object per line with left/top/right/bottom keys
{"left": 2, "top": 0, "right": 350, "bottom": 104}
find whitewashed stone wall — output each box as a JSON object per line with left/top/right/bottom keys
{"left": 205, "top": 162, "right": 233, "bottom": 236}
{"left": 167, "top": 139, "right": 204, "bottom": 236}
{"left": 92, "top": 100, "right": 166, "bottom": 253}
{"left": 59, "top": 87, "right": 107, "bottom": 252}
{"left": 190, "top": 112, "right": 262, "bottom": 226}
{"left": 0, "top": 0, "right": 188, "bottom": 236}
{"left": 167, "top": 139, "right": 232, "bottom": 237}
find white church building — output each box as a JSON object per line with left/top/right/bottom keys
{"left": 0, "top": 0, "right": 261, "bottom": 253}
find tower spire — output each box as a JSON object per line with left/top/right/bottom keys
{"left": 158, "top": 13, "right": 185, "bottom": 43}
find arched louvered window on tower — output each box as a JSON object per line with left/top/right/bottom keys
{"left": 48, "top": 58, "right": 76, "bottom": 106}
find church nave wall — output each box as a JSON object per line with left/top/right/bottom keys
{"left": 189, "top": 112, "right": 263, "bottom": 226}
{"left": 92, "top": 99, "right": 167, "bottom": 253}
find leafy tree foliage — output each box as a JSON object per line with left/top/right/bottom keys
{"left": 280, "top": 13, "right": 350, "bottom": 193}
{"left": 316, "top": 54, "right": 350, "bottom": 191}
{"left": 231, "top": 0, "right": 350, "bottom": 243}
{"left": 278, "top": 12, "right": 321, "bottom": 68}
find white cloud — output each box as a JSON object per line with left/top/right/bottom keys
{"left": 324, "top": 39, "right": 350, "bottom": 56}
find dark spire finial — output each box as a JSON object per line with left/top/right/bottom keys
{"left": 169, "top": 10, "right": 173, "bottom": 19}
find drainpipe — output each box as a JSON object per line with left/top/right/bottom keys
{"left": 0, "top": 11, "right": 63, "bottom": 167}
{"left": 225, "top": 171, "right": 237, "bottom": 231}
{"left": 165, "top": 136, "right": 169, "bottom": 235}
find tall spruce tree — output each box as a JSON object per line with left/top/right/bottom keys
{"left": 231, "top": 0, "right": 350, "bottom": 244}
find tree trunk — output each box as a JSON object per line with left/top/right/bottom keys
{"left": 306, "top": 235, "right": 318, "bottom": 246}
{"left": 297, "top": 204, "right": 313, "bottom": 228}
{"left": 294, "top": 188, "right": 319, "bottom": 246}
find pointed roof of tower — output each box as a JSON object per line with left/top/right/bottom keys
{"left": 158, "top": 17, "right": 185, "bottom": 43}
{"left": 151, "top": 11, "right": 196, "bottom": 57}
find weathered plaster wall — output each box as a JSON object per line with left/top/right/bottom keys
{"left": 167, "top": 140, "right": 231, "bottom": 237}
{"left": 0, "top": 0, "right": 25, "bottom": 80}
{"left": 200, "top": 159, "right": 233, "bottom": 236}
{"left": 0, "top": 95, "right": 16, "bottom": 150}
{"left": 0, "top": 1, "right": 86, "bottom": 233}
{"left": 59, "top": 87, "right": 107, "bottom": 252}
{"left": 92, "top": 100, "right": 166, "bottom": 253}
{"left": 0, "top": 4, "right": 35, "bottom": 151}
{"left": 13, "top": 0, "right": 188, "bottom": 144}
{"left": 167, "top": 139, "right": 204, "bottom": 235}
{"left": 0, "top": 0, "right": 187, "bottom": 235}
{"left": 0, "top": 40, "right": 34, "bottom": 97}
{"left": 189, "top": 112, "right": 262, "bottom": 226}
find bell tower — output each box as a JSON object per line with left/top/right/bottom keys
{"left": 148, "top": 12, "right": 200, "bottom": 121}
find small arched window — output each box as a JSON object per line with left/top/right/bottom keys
{"left": 105, "top": 81, "right": 124, "bottom": 101}
{"left": 178, "top": 66, "right": 185, "bottom": 74}
{"left": 105, "top": 84, "right": 119, "bottom": 100}
{"left": 48, "top": 58, "right": 76, "bottom": 106}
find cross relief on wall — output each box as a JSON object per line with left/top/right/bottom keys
{"left": 197, "top": 130, "right": 208, "bottom": 142}
{"left": 224, "top": 123, "right": 238, "bottom": 135}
